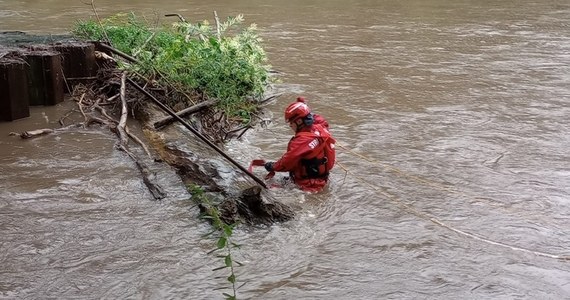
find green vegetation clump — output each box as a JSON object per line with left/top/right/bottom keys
{"left": 72, "top": 12, "right": 270, "bottom": 119}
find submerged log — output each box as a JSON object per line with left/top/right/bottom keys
{"left": 217, "top": 186, "right": 295, "bottom": 225}
{"left": 158, "top": 145, "right": 222, "bottom": 192}
{"left": 25, "top": 50, "right": 64, "bottom": 106}
{"left": 0, "top": 59, "right": 30, "bottom": 121}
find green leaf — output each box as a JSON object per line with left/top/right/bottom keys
{"left": 223, "top": 225, "right": 233, "bottom": 237}
{"left": 217, "top": 236, "right": 227, "bottom": 249}
{"left": 227, "top": 274, "right": 236, "bottom": 284}
{"left": 222, "top": 293, "right": 236, "bottom": 300}
{"left": 209, "top": 37, "right": 220, "bottom": 48}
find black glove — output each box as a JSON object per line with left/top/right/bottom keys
{"left": 264, "top": 161, "right": 275, "bottom": 172}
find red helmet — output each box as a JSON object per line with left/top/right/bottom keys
{"left": 284, "top": 97, "right": 311, "bottom": 122}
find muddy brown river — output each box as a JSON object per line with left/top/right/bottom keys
{"left": 1, "top": 1, "right": 570, "bottom": 299}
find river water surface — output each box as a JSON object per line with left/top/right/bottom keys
{"left": 1, "top": 1, "right": 569, "bottom": 299}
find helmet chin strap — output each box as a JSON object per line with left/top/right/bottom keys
{"left": 294, "top": 118, "right": 306, "bottom": 132}
{"left": 289, "top": 114, "right": 313, "bottom": 132}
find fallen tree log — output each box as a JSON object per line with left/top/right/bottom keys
{"left": 153, "top": 98, "right": 218, "bottom": 129}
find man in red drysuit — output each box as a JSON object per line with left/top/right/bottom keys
{"left": 264, "top": 97, "right": 336, "bottom": 192}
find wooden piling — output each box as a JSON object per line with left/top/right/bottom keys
{"left": 25, "top": 50, "right": 64, "bottom": 106}
{"left": 53, "top": 42, "right": 97, "bottom": 90}
{"left": 1, "top": 40, "right": 104, "bottom": 121}
{"left": 0, "top": 59, "right": 30, "bottom": 121}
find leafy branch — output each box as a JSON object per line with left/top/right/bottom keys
{"left": 189, "top": 184, "right": 243, "bottom": 300}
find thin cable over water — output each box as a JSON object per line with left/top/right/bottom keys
{"left": 336, "top": 143, "right": 570, "bottom": 261}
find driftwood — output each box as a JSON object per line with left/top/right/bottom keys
{"left": 10, "top": 108, "right": 99, "bottom": 137}
{"left": 153, "top": 98, "right": 218, "bottom": 129}
{"left": 8, "top": 122, "right": 94, "bottom": 138}
{"left": 116, "top": 72, "right": 129, "bottom": 146}
{"left": 114, "top": 72, "right": 166, "bottom": 200}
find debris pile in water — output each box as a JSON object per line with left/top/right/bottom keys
{"left": 3, "top": 29, "right": 293, "bottom": 225}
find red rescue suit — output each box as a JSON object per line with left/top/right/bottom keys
{"left": 272, "top": 123, "right": 335, "bottom": 192}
